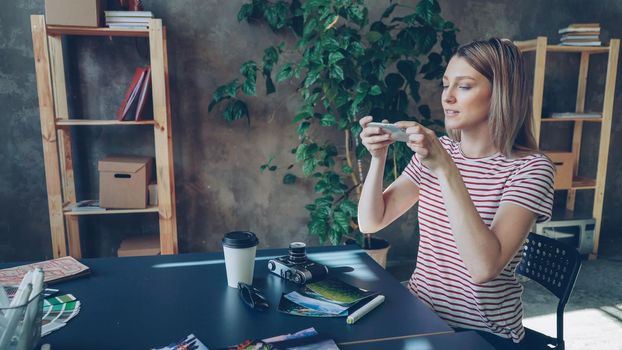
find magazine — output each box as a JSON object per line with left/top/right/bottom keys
{"left": 278, "top": 278, "right": 377, "bottom": 317}
{"left": 0, "top": 256, "right": 90, "bottom": 286}
{"left": 214, "top": 327, "right": 339, "bottom": 350}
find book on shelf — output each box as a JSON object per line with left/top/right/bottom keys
{"left": 105, "top": 10, "right": 153, "bottom": 28}
{"left": 0, "top": 256, "right": 90, "bottom": 286}
{"left": 558, "top": 23, "right": 600, "bottom": 34}
{"left": 549, "top": 112, "right": 602, "bottom": 119}
{"left": 107, "top": 23, "right": 149, "bottom": 29}
{"left": 116, "top": 66, "right": 149, "bottom": 121}
{"left": 104, "top": 10, "right": 154, "bottom": 18}
{"left": 561, "top": 34, "right": 600, "bottom": 41}
{"left": 560, "top": 41, "right": 602, "bottom": 46}
{"left": 105, "top": 17, "right": 151, "bottom": 24}
{"left": 135, "top": 66, "right": 152, "bottom": 121}
{"left": 70, "top": 199, "right": 106, "bottom": 213}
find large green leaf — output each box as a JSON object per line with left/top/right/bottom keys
{"left": 237, "top": 3, "right": 254, "bottom": 22}
{"left": 296, "top": 121, "right": 310, "bottom": 138}
{"left": 241, "top": 61, "right": 257, "bottom": 78}
{"left": 241, "top": 78, "right": 256, "bottom": 96}
{"left": 320, "top": 113, "right": 336, "bottom": 126}
{"left": 264, "top": 1, "right": 288, "bottom": 30}
{"left": 309, "top": 219, "right": 328, "bottom": 240}
{"left": 303, "top": 158, "right": 318, "bottom": 176}
{"left": 321, "top": 36, "right": 341, "bottom": 52}
{"left": 329, "top": 65, "right": 344, "bottom": 81}
{"left": 223, "top": 99, "right": 249, "bottom": 122}
{"left": 415, "top": 0, "right": 441, "bottom": 24}
{"left": 276, "top": 63, "right": 294, "bottom": 82}
{"left": 283, "top": 173, "right": 297, "bottom": 184}
{"left": 328, "top": 52, "right": 345, "bottom": 65}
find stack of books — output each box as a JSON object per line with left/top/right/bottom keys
{"left": 558, "top": 23, "right": 601, "bottom": 46}
{"left": 116, "top": 66, "right": 152, "bottom": 121}
{"left": 104, "top": 10, "right": 154, "bottom": 29}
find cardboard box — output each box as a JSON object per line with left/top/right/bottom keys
{"left": 45, "top": 0, "right": 103, "bottom": 27}
{"left": 117, "top": 236, "right": 160, "bottom": 257}
{"left": 546, "top": 152, "right": 574, "bottom": 189}
{"left": 98, "top": 156, "right": 153, "bottom": 209}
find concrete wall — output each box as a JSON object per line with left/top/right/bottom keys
{"left": 1, "top": 0, "right": 621, "bottom": 262}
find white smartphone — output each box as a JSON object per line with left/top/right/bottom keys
{"left": 367, "top": 122, "right": 409, "bottom": 142}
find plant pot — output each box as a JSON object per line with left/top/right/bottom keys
{"left": 345, "top": 236, "right": 391, "bottom": 269}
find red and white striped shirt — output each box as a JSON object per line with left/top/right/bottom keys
{"left": 404, "top": 136, "right": 554, "bottom": 343}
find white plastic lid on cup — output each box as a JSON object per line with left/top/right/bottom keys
{"left": 222, "top": 231, "right": 259, "bottom": 288}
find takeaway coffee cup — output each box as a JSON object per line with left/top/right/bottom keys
{"left": 222, "top": 231, "right": 259, "bottom": 288}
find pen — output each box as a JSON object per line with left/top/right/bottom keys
{"left": 346, "top": 295, "right": 385, "bottom": 324}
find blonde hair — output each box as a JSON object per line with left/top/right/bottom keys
{"left": 446, "top": 38, "right": 537, "bottom": 157}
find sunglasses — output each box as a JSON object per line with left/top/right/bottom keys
{"left": 238, "top": 282, "right": 270, "bottom": 312}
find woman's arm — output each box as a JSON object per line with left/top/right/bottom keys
{"left": 401, "top": 123, "right": 540, "bottom": 283}
{"left": 438, "top": 164, "right": 536, "bottom": 283}
{"left": 357, "top": 116, "right": 420, "bottom": 233}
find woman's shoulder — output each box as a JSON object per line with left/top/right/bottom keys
{"left": 507, "top": 151, "right": 555, "bottom": 174}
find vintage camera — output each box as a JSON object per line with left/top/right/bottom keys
{"left": 267, "top": 242, "right": 328, "bottom": 284}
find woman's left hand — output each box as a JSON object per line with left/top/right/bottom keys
{"left": 395, "top": 121, "right": 453, "bottom": 175}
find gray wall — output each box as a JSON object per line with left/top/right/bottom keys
{"left": 1, "top": 0, "right": 621, "bottom": 262}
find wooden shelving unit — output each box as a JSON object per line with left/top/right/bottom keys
{"left": 516, "top": 36, "right": 619, "bottom": 259}
{"left": 31, "top": 15, "right": 178, "bottom": 258}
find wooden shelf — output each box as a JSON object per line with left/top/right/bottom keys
{"left": 32, "top": 15, "right": 178, "bottom": 258}
{"left": 546, "top": 45, "right": 610, "bottom": 54}
{"left": 515, "top": 39, "right": 610, "bottom": 54}
{"left": 46, "top": 25, "right": 149, "bottom": 37}
{"left": 517, "top": 36, "right": 620, "bottom": 258}
{"left": 541, "top": 117, "right": 603, "bottom": 123}
{"left": 63, "top": 203, "right": 159, "bottom": 216}
{"left": 55, "top": 119, "right": 156, "bottom": 126}
{"left": 571, "top": 177, "right": 596, "bottom": 190}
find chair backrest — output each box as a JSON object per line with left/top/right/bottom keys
{"left": 517, "top": 232, "right": 581, "bottom": 300}
{"left": 516, "top": 232, "right": 582, "bottom": 347}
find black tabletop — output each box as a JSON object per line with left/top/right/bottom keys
{"left": 33, "top": 245, "right": 452, "bottom": 349}
{"left": 340, "top": 330, "right": 496, "bottom": 349}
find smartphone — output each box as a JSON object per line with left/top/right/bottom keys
{"left": 367, "top": 122, "right": 409, "bottom": 142}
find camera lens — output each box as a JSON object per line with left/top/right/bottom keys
{"left": 288, "top": 242, "right": 307, "bottom": 264}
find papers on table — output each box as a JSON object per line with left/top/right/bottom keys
{"left": 214, "top": 327, "right": 339, "bottom": 350}
{"left": 278, "top": 278, "right": 377, "bottom": 317}
{"left": 152, "top": 333, "right": 209, "bottom": 350}
{"left": 0, "top": 256, "right": 90, "bottom": 286}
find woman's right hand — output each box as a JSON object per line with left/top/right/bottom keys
{"left": 359, "top": 116, "right": 394, "bottom": 158}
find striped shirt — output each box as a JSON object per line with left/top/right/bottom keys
{"left": 403, "top": 136, "right": 555, "bottom": 343}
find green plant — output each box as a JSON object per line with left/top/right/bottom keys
{"left": 209, "top": 0, "right": 459, "bottom": 245}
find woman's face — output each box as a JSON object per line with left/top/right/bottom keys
{"left": 441, "top": 56, "right": 492, "bottom": 133}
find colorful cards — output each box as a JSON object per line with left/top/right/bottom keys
{"left": 42, "top": 294, "right": 81, "bottom": 336}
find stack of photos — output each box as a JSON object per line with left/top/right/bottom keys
{"left": 278, "top": 278, "right": 377, "bottom": 317}
{"left": 216, "top": 327, "right": 339, "bottom": 350}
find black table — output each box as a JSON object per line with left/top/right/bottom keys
{"left": 34, "top": 245, "right": 455, "bottom": 349}
{"left": 340, "top": 330, "right": 496, "bottom": 349}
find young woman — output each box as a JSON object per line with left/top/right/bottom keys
{"left": 357, "top": 38, "right": 555, "bottom": 348}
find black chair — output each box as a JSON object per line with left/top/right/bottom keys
{"left": 516, "top": 232, "right": 582, "bottom": 350}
